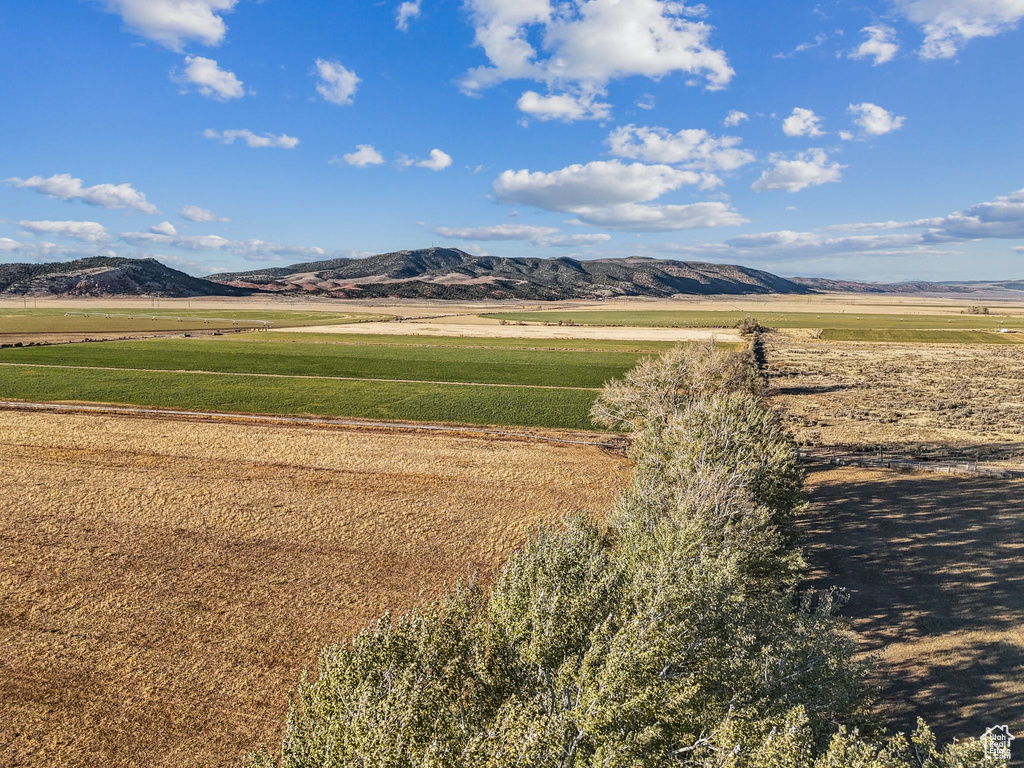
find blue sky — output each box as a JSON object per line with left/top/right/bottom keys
{"left": 1, "top": 0, "right": 1022, "bottom": 281}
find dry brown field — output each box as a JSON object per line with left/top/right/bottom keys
{"left": 3, "top": 292, "right": 1022, "bottom": 321}
{"left": 802, "top": 466, "right": 1024, "bottom": 744}
{"left": 272, "top": 320, "right": 739, "bottom": 342}
{"left": 0, "top": 410, "right": 629, "bottom": 768}
{"left": 769, "top": 335, "right": 1024, "bottom": 464}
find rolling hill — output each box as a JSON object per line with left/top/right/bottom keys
{"left": 5, "top": 250, "right": 1018, "bottom": 300}
{"left": 0, "top": 257, "right": 251, "bottom": 298}
{"left": 210, "top": 248, "right": 811, "bottom": 299}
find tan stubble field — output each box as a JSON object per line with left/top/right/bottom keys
{"left": 0, "top": 410, "right": 629, "bottom": 768}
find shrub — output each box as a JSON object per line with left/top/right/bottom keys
{"left": 246, "top": 345, "right": 993, "bottom": 768}
{"left": 734, "top": 316, "right": 770, "bottom": 335}
{"left": 590, "top": 342, "right": 763, "bottom": 432}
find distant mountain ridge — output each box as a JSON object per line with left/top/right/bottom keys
{"left": 792, "top": 276, "right": 1024, "bottom": 296}
{"left": 3, "top": 251, "right": 1020, "bottom": 299}
{"left": 211, "top": 248, "right": 811, "bottom": 299}
{"left": 0, "top": 257, "right": 250, "bottom": 297}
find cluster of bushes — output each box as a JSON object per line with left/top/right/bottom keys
{"left": 249, "top": 342, "right": 997, "bottom": 767}
{"left": 961, "top": 306, "right": 990, "bottom": 315}
{"left": 733, "top": 316, "right": 770, "bottom": 335}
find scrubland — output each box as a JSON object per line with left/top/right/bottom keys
{"left": 769, "top": 337, "right": 1024, "bottom": 462}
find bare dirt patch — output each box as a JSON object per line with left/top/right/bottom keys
{"left": 0, "top": 411, "right": 629, "bottom": 768}
{"left": 801, "top": 466, "right": 1024, "bottom": 744}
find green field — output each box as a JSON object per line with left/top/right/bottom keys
{"left": 0, "top": 365, "right": 600, "bottom": 429}
{"left": 0, "top": 337, "right": 643, "bottom": 388}
{"left": 819, "top": 328, "right": 1024, "bottom": 344}
{"left": 0, "top": 308, "right": 389, "bottom": 334}
{"left": 483, "top": 309, "right": 1024, "bottom": 331}
{"left": 0, "top": 333, "right": 663, "bottom": 429}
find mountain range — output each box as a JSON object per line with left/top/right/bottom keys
{"left": 210, "top": 248, "right": 810, "bottom": 299}
{"left": 1, "top": 250, "right": 1021, "bottom": 299}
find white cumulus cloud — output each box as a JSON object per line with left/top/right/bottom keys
{"left": 417, "top": 148, "right": 452, "bottom": 171}
{"left": 494, "top": 160, "right": 699, "bottom": 211}
{"left": 18, "top": 220, "right": 111, "bottom": 243}
{"left": 516, "top": 91, "right": 611, "bottom": 122}
{"left": 332, "top": 144, "right": 386, "bottom": 167}
{"left": 150, "top": 221, "right": 178, "bottom": 235}
{"left": 175, "top": 55, "right": 245, "bottom": 100}
{"left": 848, "top": 102, "right": 906, "bottom": 136}
{"left": 568, "top": 202, "right": 748, "bottom": 232}
{"left": 101, "top": 0, "right": 238, "bottom": 51}
{"left": 5, "top": 173, "right": 158, "bottom": 213}
{"left": 203, "top": 129, "right": 299, "bottom": 148}
{"left": 434, "top": 224, "right": 559, "bottom": 241}
{"left": 433, "top": 223, "right": 611, "bottom": 246}
{"left": 314, "top": 59, "right": 360, "bottom": 106}
{"left": 723, "top": 110, "right": 749, "bottom": 127}
{"left": 751, "top": 149, "right": 844, "bottom": 193}
{"left": 895, "top": 0, "right": 1024, "bottom": 59}
{"left": 923, "top": 188, "right": 1024, "bottom": 240}
{"left": 606, "top": 124, "right": 755, "bottom": 174}
{"left": 782, "top": 107, "right": 825, "bottom": 138}
{"left": 430, "top": 224, "right": 606, "bottom": 247}
{"left": 396, "top": 0, "right": 422, "bottom": 31}
{"left": 459, "top": 0, "right": 733, "bottom": 120}
{"left": 180, "top": 204, "right": 228, "bottom": 222}
{"left": 850, "top": 25, "right": 900, "bottom": 64}
{"left": 492, "top": 159, "right": 744, "bottom": 232}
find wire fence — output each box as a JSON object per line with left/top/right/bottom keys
{"left": 802, "top": 449, "right": 1024, "bottom": 479}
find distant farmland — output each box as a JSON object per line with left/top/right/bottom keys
{"left": 484, "top": 309, "right": 1024, "bottom": 330}
{"left": 819, "top": 328, "right": 1024, "bottom": 343}
{"left": 0, "top": 334, "right": 658, "bottom": 429}
{"left": 0, "top": 308, "right": 388, "bottom": 334}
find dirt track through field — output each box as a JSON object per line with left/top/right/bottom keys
{"left": 0, "top": 410, "right": 630, "bottom": 768}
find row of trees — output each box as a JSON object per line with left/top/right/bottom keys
{"left": 249, "top": 342, "right": 998, "bottom": 767}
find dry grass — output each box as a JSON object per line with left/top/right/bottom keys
{"left": 273, "top": 320, "right": 739, "bottom": 342}
{"left": 0, "top": 411, "right": 629, "bottom": 768}
{"left": 768, "top": 337, "right": 1024, "bottom": 463}
{"left": 6, "top": 293, "right": 1021, "bottom": 321}
{"left": 801, "top": 466, "right": 1024, "bottom": 743}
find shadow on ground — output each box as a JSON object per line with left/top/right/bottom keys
{"left": 801, "top": 464, "right": 1024, "bottom": 744}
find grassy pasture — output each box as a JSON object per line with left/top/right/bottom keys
{"left": 0, "top": 365, "right": 601, "bottom": 429}
{"left": 0, "top": 337, "right": 645, "bottom": 388}
{"left": 819, "top": 328, "right": 1024, "bottom": 344}
{"left": 483, "top": 309, "right": 1024, "bottom": 330}
{"left": 0, "top": 333, "right": 664, "bottom": 427}
{"left": 0, "top": 308, "right": 388, "bottom": 334}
